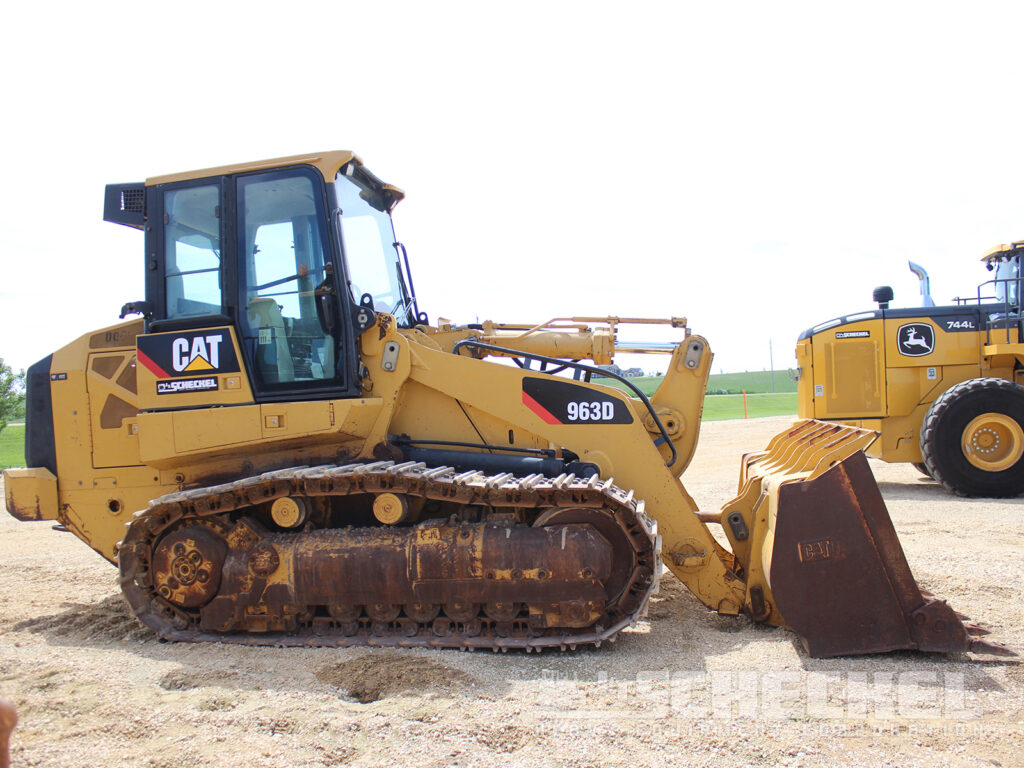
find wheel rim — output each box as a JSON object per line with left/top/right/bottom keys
{"left": 961, "top": 413, "right": 1024, "bottom": 471}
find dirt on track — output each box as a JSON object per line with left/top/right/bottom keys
{"left": 1, "top": 415, "right": 1023, "bottom": 768}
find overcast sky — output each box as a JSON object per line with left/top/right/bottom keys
{"left": 2, "top": 2, "right": 1023, "bottom": 376}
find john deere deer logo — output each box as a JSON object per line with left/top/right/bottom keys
{"left": 897, "top": 323, "right": 935, "bottom": 357}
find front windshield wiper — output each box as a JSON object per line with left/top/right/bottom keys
{"left": 387, "top": 274, "right": 416, "bottom": 327}
{"left": 393, "top": 241, "right": 424, "bottom": 325}
{"left": 389, "top": 295, "right": 413, "bottom": 322}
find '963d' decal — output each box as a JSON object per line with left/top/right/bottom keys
{"left": 522, "top": 377, "right": 633, "bottom": 425}
{"left": 137, "top": 328, "right": 240, "bottom": 393}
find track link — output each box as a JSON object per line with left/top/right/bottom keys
{"left": 118, "top": 461, "right": 661, "bottom": 651}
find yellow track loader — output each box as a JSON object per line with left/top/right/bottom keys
{"left": 3, "top": 152, "right": 1010, "bottom": 657}
{"left": 796, "top": 245, "right": 1023, "bottom": 497}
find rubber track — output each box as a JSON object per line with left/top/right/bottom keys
{"left": 118, "top": 461, "right": 661, "bottom": 651}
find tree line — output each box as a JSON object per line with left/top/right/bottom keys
{"left": 0, "top": 359, "right": 25, "bottom": 434}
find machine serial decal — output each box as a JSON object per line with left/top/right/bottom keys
{"left": 896, "top": 323, "right": 935, "bottom": 357}
{"left": 836, "top": 331, "right": 870, "bottom": 339}
{"left": 157, "top": 377, "right": 219, "bottom": 395}
{"left": 522, "top": 377, "right": 633, "bottom": 425}
{"left": 137, "top": 327, "right": 241, "bottom": 379}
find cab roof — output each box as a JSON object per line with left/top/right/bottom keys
{"left": 144, "top": 150, "right": 404, "bottom": 202}
{"left": 981, "top": 240, "right": 1024, "bottom": 263}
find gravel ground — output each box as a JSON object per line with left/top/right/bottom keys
{"left": 1, "top": 415, "right": 1022, "bottom": 767}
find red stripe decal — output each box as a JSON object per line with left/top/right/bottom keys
{"left": 137, "top": 349, "right": 170, "bottom": 379}
{"left": 522, "top": 390, "right": 563, "bottom": 425}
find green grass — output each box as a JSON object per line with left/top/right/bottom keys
{"left": 596, "top": 369, "right": 796, "bottom": 397}
{"left": 0, "top": 425, "right": 25, "bottom": 470}
{"left": 600, "top": 376, "right": 662, "bottom": 397}
{"left": 595, "top": 369, "right": 799, "bottom": 420}
{"left": 701, "top": 393, "right": 797, "bottom": 421}
{"left": 706, "top": 369, "right": 797, "bottom": 395}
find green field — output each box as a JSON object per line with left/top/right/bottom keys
{"left": 597, "top": 369, "right": 796, "bottom": 397}
{"left": 706, "top": 369, "right": 797, "bottom": 395}
{"left": 598, "top": 370, "right": 794, "bottom": 397}
{"left": 603, "top": 376, "right": 661, "bottom": 396}
{"left": 597, "top": 368, "right": 798, "bottom": 418}
{"left": 701, "top": 393, "right": 797, "bottom": 421}
{"left": 0, "top": 425, "right": 25, "bottom": 470}
{"left": 599, "top": 378, "right": 796, "bottom": 420}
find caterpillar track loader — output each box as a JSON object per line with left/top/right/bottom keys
{"left": 796, "top": 245, "right": 1024, "bottom": 497}
{"left": 3, "top": 152, "right": 1010, "bottom": 657}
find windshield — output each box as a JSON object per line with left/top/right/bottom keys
{"left": 995, "top": 256, "right": 1021, "bottom": 307}
{"left": 334, "top": 169, "right": 412, "bottom": 324}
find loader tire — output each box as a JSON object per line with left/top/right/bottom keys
{"left": 911, "top": 462, "right": 933, "bottom": 479}
{"left": 920, "top": 378, "right": 1024, "bottom": 497}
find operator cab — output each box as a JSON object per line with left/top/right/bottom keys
{"left": 984, "top": 242, "right": 1023, "bottom": 309}
{"left": 103, "top": 151, "right": 421, "bottom": 403}
{"left": 980, "top": 242, "right": 1023, "bottom": 344}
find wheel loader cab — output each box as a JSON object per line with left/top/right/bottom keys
{"left": 111, "top": 154, "right": 413, "bottom": 403}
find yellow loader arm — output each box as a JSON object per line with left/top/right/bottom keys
{"left": 391, "top": 318, "right": 1012, "bottom": 657}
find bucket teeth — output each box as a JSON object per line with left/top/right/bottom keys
{"left": 969, "top": 638, "right": 1017, "bottom": 657}
{"left": 964, "top": 623, "right": 991, "bottom": 637}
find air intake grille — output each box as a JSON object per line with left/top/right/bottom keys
{"left": 121, "top": 187, "right": 145, "bottom": 213}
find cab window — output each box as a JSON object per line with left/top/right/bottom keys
{"left": 237, "top": 170, "right": 340, "bottom": 390}
{"left": 163, "top": 185, "right": 222, "bottom": 318}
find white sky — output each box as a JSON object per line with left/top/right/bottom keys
{"left": 2, "top": 1, "right": 1023, "bottom": 376}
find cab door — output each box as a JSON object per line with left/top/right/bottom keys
{"left": 136, "top": 179, "right": 258, "bottom": 412}
{"left": 235, "top": 167, "right": 359, "bottom": 401}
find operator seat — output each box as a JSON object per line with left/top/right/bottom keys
{"left": 247, "top": 297, "right": 295, "bottom": 383}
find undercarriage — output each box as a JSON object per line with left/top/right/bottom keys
{"left": 118, "top": 461, "right": 660, "bottom": 650}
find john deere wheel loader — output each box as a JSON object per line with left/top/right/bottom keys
{"left": 3, "top": 152, "right": 1009, "bottom": 657}
{"left": 796, "top": 245, "right": 1024, "bottom": 497}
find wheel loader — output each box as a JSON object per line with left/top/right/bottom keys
{"left": 796, "top": 244, "right": 1023, "bottom": 497}
{"left": 2, "top": 151, "right": 1010, "bottom": 657}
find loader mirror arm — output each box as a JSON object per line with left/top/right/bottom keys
{"left": 451, "top": 339, "right": 678, "bottom": 468}
{"left": 120, "top": 300, "right": 153, "bottom": 320}
{"left": 314, "top": 286, "right": 336, "bottom": 333}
